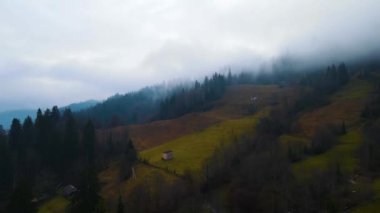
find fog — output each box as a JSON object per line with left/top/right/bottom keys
{"left": 0, "top": 0, "right": 379, "bottom": 111}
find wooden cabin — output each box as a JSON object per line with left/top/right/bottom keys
{"left": 162, "top": 150, "right": 173, "bottom": 160}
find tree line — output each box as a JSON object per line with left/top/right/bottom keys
{"left": 0, "top": 106, "right": 138, "bottom": 212}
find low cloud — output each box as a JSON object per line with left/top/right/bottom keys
{"left": 0, "top": 0, "right": 379, "bottom": 110}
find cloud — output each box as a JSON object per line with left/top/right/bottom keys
{"left": 0, "top": 0, "right": 379, "bottom": 110}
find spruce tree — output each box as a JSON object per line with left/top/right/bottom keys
{"left": 117, "top": 195, "right": 124, "bottom": 213}
{"left": 83, "top": 120, "right": 96, "bottom": 165}
{"left": 7, "top": 180, "right": 36, "bottom": 213}
{"left": 63, "top": 110, "right": 79, "bottom": 167}
{"left": 119, "top": 139, "right": 138, "bottom": 180}
{"left": 0, "top": 134, "right": 13, "bottom": 199}
{"left": 72, "top": 168, "right": 101, "bottom": 213}
{"left": 9, "top": 119, "right": 22, "bottom": 152}
{"left": 338, "top": 63, "right": 349, "bottom": 85}
{"left": 51, "top": 106, "right": 60, "bottom": 123}
{"left": 22, "top": 116, "right": 34, "bottom": 150}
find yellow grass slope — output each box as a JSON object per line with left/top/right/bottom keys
{"left": 139, "top": 110, "right": 267, "bottom": 175}
{"left": 38, "top": 196, "right": 69, "bottom": 213}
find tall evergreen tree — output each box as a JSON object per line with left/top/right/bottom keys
{"left": 22, "top": 116, "right": 34, "bottom": 150}
{"left": 34, "top": 109, "right": 43, "bottom": 151}
{"left": 18, "top": 116, "right": 35, "bottom": 179}
{"left": 7, "top": 180, "right": 36, "bottom": 213}
{"left": 119, "top": 138, "right": 138, "bottom": 180}
{"left": 9, "top": 119, "right": 22, "bottom": 152}
{"left": 72, "top": 168, "right": 102, "bottom": 213}
{"left": 51, "top": 106, "right": 60, "bottom": 124}
{"left": 338, "top": 62, "right": 349, "bottom": 85}
{"left": 0, "top": 124, "right": 5, "bottom": 134}
{"left": 125, "top": 139, "right": 137, "bottom": 162}
{"left": 0, "top": 133, "right": 13, "bottom": 199}
{"left": 63, "top": 109, "right": 79, "bottom": 167}
{"left": 227, "top": 69, "right": 233, "bottom": 84}
{"left": 83, "top": 120, "right": 96, "bottom": 165}
{"left": 117, "top": 195, "right": 124, "bottom": 213}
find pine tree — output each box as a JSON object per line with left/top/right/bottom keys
{"left": 34, "top": 109, "right": 43, "bottom": 151}
{"left": 227, "top": 68, "right": 233, "bottom": 84}
{"left": 51, "top": 106, "right": 60, "bottom": 123}
{"left": 22, "top": 116, "right": 34, "bottom": 150}
{"left": 0, "top": 134, "right": 13, "bottom": 199}
{"left": 0, "top": 124, "right": 4, "bottom": 134}
{"left": 338, "top": 63, "right": 349, "bottom": 85}
{"left": 119, "top": 138, "right": 138, "bottom": 180}
{"left": 9, "top": 119, "right": 22, "bottom": 152}
{"left": 83, "top": 120, "right": 96, "bottom": 165}
{"left": 7, "top": 180, "right": 36, "bottom": 213}
{"left": 63, "top": 110, "right": 79, "bottom": 167}
{"left": 117, "top": 195, "right": 124, "bottom": 213}
{"left": 125, "top": 139, "right": 137, "bottom": 162}
{"left": 72, "top": 168, "right": 101, "bottom": 213}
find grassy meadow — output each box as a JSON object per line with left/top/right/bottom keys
{"left": 139, "top": 110, "right": 267, "bottom": 175}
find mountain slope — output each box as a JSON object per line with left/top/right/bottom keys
{"left": 98, "top": 84, "right": 293, "bottom": 211}
{"left": 98, "top": 85, "right": 295, "bottom": 151}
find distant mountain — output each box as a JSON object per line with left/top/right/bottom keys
{"left": 0, "top": 100, "right": 99, "bottom": 129}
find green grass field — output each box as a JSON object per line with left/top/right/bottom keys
{"left": 38, "top": 196, "right": 69, "bottom": 213}
{"left": 292, "top": 129, "right": 362, "bottom": 179}
{"left": 353, "top": 179, "right": 380, "bottom": 213}
{"left": 139, "top": 110, "right": 267, "bottom": 175}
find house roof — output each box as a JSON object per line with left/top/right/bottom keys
{"left": 63, "top": 185, "right": 77, "bottom": 194}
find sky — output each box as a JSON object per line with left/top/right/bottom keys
{"left": 0, "top": 0, "right": 379, "bottom": 111}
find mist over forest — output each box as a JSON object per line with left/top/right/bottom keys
{"left": 1, "top": 0, "right": 379, "bottom": 111}
{"left": 1, "top": 0, "right": 380, "bottom": 213}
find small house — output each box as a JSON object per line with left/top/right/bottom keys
{"left": 62, "top": 185, "right": 78, "bottom": 197}
{"left": 162, "top": 150, "right": 173, "bottom": 160}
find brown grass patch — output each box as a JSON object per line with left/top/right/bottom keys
{"left": 298, "top": 99, "right": 366, "bottom": 136}
{"left": 297, "top": 79, "right": 372, "bottom": 136}
{"left": 98, "top": 113, "right": 221, "bottom": 151}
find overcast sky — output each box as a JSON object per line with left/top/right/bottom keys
{"left": 0, "top": 0, "right": 379, "bottom": 111}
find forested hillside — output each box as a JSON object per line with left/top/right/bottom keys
{"left": 1, "top": 60, "right": 380, "bottom": 212}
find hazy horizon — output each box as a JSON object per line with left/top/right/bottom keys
{"left": 1, "top": 0, "right": 379, "bottom": 111}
